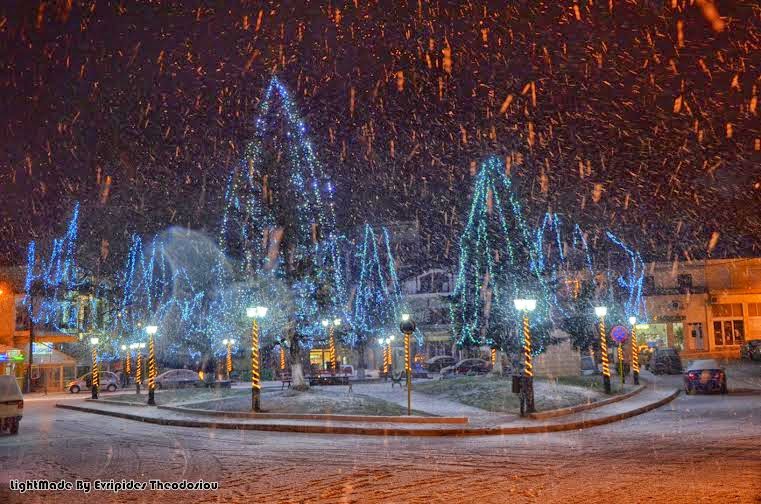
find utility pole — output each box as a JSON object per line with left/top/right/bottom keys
{"left": 26, "top": 291, "right": 34, "bottom": 394}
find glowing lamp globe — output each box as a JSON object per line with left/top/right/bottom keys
{"left": 594, "top": 306, "right": 608, "bottom": 318}
{"left": 514, "top": 299, "right": 537, "bottom": 312}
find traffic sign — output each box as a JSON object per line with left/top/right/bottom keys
{"left": 610, "top": 325, "right": 628, "bottom": 343}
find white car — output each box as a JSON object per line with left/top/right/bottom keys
{"left": 68, "top": 371, "right": 120, "bottom": 393}
{"left": 0, "top": 376, "right": 23, "bottom": 435}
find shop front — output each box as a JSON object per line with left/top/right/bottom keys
{"left": 14, "top": 343, "right": 77, "bottom": 393}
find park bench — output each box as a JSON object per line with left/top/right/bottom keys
{"left": 308, "top": 369, "right": 351, "bottom": 386}
{"left": 390, "top": 370, "right": 405, "bottom": 388}
{"left": 277, "top": 370, "right": 292, "bottom": 390}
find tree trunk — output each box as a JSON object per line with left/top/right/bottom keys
{"left": 490, "top": 350, "right": 503, "bottom": 376}
{"left": 356, "top": 340, "right": 366, "bottom": 379}
{"left": 288, "top": 330, "right": 309, "bottom": 390}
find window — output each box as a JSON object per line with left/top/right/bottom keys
{"left": 748, "top": 303, "right": 761, "bottom": 339}
{"left": 712, "top": 303, "right": 744, "bottom": 346}
{"left": 677, "top": 274, "right": 692, "bottom": 290}
{"left": 748, "top": 303, "right": 761, "bottom": 317}
{"left": 711, "top": 303, "right": 742, "bottom": 318}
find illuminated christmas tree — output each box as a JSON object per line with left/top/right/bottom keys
{"left": 351, "top": 225, "right": 403, "bottom": 372}
{"left": 450, "top": 156, "right": 554, "bottom": 354}
{"left": 220, "top": 77, "right": 347, "bottom": 388}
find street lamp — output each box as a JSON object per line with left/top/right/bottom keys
{"left": 629, "top": 316, "right": 640, "bottom": 385}
{"left": 131, "top": 343, "right": 143, "bottom": 394}
{"left": 121, "top": 344, "right": 131, "bottom": 381}
{"left": 594, "top": 306, "right": 611, "bottom": 393}
{"left": 513, "top": 298, "right": 537, "bottom": 415}
{"left": 399, "top": 314, "right": 416, "bottom": 415}
{"left": 247, "top": 306, "right": 267, "bottom": 412}
{"left": 378, "top": 337, "right": 387, "bottom": 375}
{"left": 145, "top": 325, "right": 158, "bottom": 405}
{"left": 322, "top": 318, "right": 341, "bottom": 372}
{"left": 90, "top": 337, "right": 100, "bottom": 400}
{"left": 387, "top": 335, "right": 394, "bottom": 375}
{"left": 222, "top": 339, "right": 235, "bottom": 379}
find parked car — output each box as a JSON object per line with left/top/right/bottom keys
{"left": 68, "top": 371, "right": 120, "bottom": 393}
{"left": 684, "top": 359, "right": 727, "bottom": 395}
{"left": 154, "top": 369, "right": 203, "bottom": 389}
{"left": 0, "top": 376, "right": 23, "bottom": 435}
{"left": 411, "top": 362, "right": 430, "bottom": 378}
{"left": 740, "top": 340, "right": 761, "bottom": 361}
{"left": 648, "top": 348, "right": 683, "bottom": 375}
{"left": 424, "top": 355, "right": 456, "bottom": 372}
{"left": 440, "top": 358, "right": 491, "bottom": 377}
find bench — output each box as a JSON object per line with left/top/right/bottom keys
{"left": 277, "top": 371, "right": 292, "bottom": 390}
{"left": 308, "top": 371, "right": 351, "bottom": 387}
{"left": 391, "top": 370, "right": 405, "bottom": 388}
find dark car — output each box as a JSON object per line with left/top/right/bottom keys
{"left": 740, "top": 340, "right": 761, "bottom": 361}
{"left": 154, "top": 369, "right": 203, "bottom": 389}
{"left": 684, "top": 359, "right": 727, "bottom": 394}
{"left": 424, "top": 355, "right": 456, "bottom": 372}
{"left": 440, "top": 358, "right": 491, "bottom": 377}
{"left": 648, "top": 348, "right": 683, "bottom": 375}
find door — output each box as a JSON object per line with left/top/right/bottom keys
{"left": 690, "top": 323, "right": 704, "bottom": 351}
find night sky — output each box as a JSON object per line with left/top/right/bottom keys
{"left": 1, "top": 1, "right": 759, "bottom": 270}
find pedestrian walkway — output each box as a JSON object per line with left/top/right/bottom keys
{"left": 317, "top": 380, "right": 509, "bottom": 423}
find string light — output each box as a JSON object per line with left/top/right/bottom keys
{"left": 352, "top": 225, "right": 404, "bottom": 346}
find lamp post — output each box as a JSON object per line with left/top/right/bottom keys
{"left": 378, "top": 338, "right": 387, "bottom": 376}
{"left": 90, "top": 337, "right": 100, "bottom": 400}
{"left": 279, "top": 345, "right": 286, "bottom": 371}
{"left": 122, "top": 344, "right": 131, "bottom": 378}
{"left": 133, "top": 343, "right": 143, "bottom": 394}
{"left": 514, "top": 298, "right": 537, "bottom": 415}
{"left": 247, "top": 306, "right": 267, "bottom": 412}
{"left": 595, "top": 306, "right": 611, "bottom": 394}
{"left": 399, "top": 314, "right": 416, "bottom": 416}
{"left": 629, "top": 316, "right": 640, "bottom": 385}
{"left": 222, "top": 339, "right": 235, "bottom": 379}
{"left": 146, "top": 326, "right": 158, "bottom": 405}
{"left": 322, "top": 318, "right": 342, "bottom": 372}
{"left": 387, "top": 335, "right": 394, "bottom": 374}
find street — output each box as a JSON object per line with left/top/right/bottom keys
{"left": 1, "top": 375, "right": 760, "bottom": 504}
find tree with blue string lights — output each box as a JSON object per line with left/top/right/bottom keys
{"left": 450, "top": 156, "right": 555, "bottom": 360}
{"left": 351, "top": 224, "right": 403, "bottom": 375}
{"left": 219, "top": 77, "right": 347, "bottom": 389}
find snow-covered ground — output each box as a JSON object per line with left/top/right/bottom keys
{"left": 0, "top": 380, "right": 759, "bottom": 503}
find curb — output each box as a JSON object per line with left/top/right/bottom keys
{"left": 86, "top": 398, "right": 149, "bottom": 407}
{"left": 55, "top": 389, "right": 679, "bottom": 436}
{"left": 529, "top": 384, "right": 647, "bottom": 420}
{"left": 156, "top": 405, "right": 468, "bottom": 424}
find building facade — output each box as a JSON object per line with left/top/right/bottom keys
{"left": 0, "top": 267, "right": 90, "bottom": 390}
{"left": 641, "top": 258, "right": 761, "bottom": 357}
{"left": 401, "top": 268, "right": 454, "bottom": 357}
